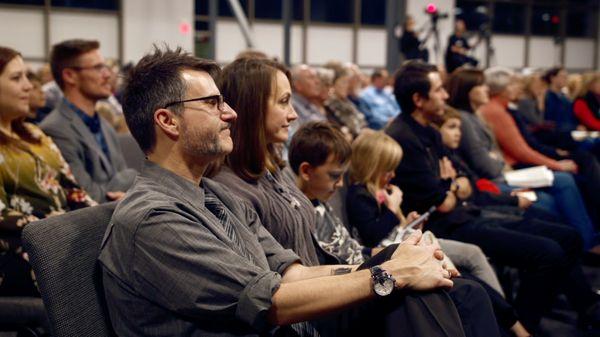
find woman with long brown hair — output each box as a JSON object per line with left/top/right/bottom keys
{"left": 0, "top": 46, "right": 95, "bottom": 296}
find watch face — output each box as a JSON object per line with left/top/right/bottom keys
{"left": 374, "top": 277, "right": 395, "bottom": 296}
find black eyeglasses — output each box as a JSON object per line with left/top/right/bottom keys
{"left": 163, "top": 94, "right": 224, "bottom": 110}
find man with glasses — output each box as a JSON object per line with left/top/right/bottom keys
{"left": 41, "top": 39, "right": 137, "bottom": 203}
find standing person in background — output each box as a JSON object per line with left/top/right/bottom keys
{"left": 359, "top": 68, "right": 400, "bottom": 130}
{"left": 399, "top": 15, "right": 429, "bottom": 62}
{"left": 444, "top": 19, "right": 478, "bottom": 74}
{"left": 40, "top": 39, "right": 137, "bottom": 203}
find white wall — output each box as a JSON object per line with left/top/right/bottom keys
{"left": 491, "top": 35, "right": 525, "bottom": 68}
{"left": 306, "top": 26, "right": 353, "bottom": 65}
{"left": 0, "top": 8, "right": 45, "bottom": 59}
{"left": 50, "top": 11, "right": 119, "bottom": 59}
{"left": 357, "top": 28, "right": 386, "bottom": 66}
{"left": 565, "top": 38, "right": 595, "bottom": 70}
{"left": 122, "top": 0, "right": 194, "bottom": 63}
{"left": 529, "top": 37, "right": 560, "bottom": 68}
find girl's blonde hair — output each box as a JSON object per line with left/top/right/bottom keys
{"left": 349, "top": 130, "right": 403, "bottom": 197}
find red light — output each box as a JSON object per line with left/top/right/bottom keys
{"left": 551, "top": 15, "right": 560, "bottom": 24}
{"left": 426, "top": 3, "right": 438, "bottom": 14}
{"left": 179, "top": 21, "right": 191, "bottom": 35}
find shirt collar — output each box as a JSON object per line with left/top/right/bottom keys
{"left": 139, "top": 160, "right": 205, "bottom": 206}
{"left": 64, "top": 98, "right": 101, "bottom": 133}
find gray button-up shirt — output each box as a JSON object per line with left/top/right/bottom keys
{"left": 99, "top": 161, "right": 300, "bottom": 336}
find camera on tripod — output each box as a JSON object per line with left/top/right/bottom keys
{"left": 425, "top": 3, "right": 449, "bottom": 23}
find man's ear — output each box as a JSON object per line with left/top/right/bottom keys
{"left": 298, "top": 162, "right": 313, "bottom": 182}
{"left": 62, "top": 68, "right": 78, "bottom": 88}
{"left": 412, "top": 92, "right": 424, "bottom": 109}
{"left": 154, "top": 109, "right": 180, "bottom": 139}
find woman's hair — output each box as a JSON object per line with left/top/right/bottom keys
{"left": 217, "top": 57, "right": 291, "bottom": 182}
{"left": 445, "top": 68, "right": 485, "bottom": 112}
{"left": 577, "top": 72, "right": 600, "bottom": 99}
{"left": 0, "top": 46, "right": 39, "bottom": 146}
{"left": 349, "top": 130, "right": 403, "bottom": 196}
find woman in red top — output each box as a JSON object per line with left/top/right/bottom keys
{"left": 573, "top": 73, "right": 600, "bottom": 131}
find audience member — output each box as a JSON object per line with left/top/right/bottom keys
{"left": 385, "top": 60, "right": 600, "bottom": 332}
{"left": 40, "top": 39, "right": 137, "bottom": 203}
{"left": 290, "top": 121, "right": 532, "bottom": 336}
{"left": 290, "top": 64, "right": 326, "bottom": 125}
{"left": 574, "top": 72, "right": 600, "bottom": 131}
{"left": 479, "top": 67, "right": 600, "bottom": 250}
{"left": 213, "top": 56, "right": 501, "bottom": 337}
{"left": 324, "top": 67, "right": 367, "bottom": 138}
{"left": 543, "top": 67, "right": 580, "bottom": 132}
{"left": 100, "top": 46, "right": 496, "bottom": 337}
{"left": 0, "top": 46, "right": 95, "bottom": 297}
{"left": 444, "top": 19, "right": 478, "bottom": 73}
{"left": 359, "top": 68, "right": 400, "bottom": 130}
{"left": 25, "top": 70, "right": 48, "bottom": 123}
{"left": 517, "top": 72, "right": 547, "bottom": 126}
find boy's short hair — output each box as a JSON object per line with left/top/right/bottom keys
{"left": 431, "top": 105, "right": 461, "bottom": 128}
{"left": 289, "top": 121, "right": 352, "bottom": 174}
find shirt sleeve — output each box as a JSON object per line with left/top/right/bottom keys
{"left": 481, "top": 105, "right": 562, "bottom": 171}
{"left": 132, "top": 209, "right": 283, "bottom": 333}
{"left": 574, "top": 99, "right": 600, "bottom": 131}
{"left": 243, "top": 202, "right": 301, "bottom": 274}
{"left": 458, "top": 114, "right": 504, "bottom": 179}
{"left": 346, "top": 185, "right": 400, "bottom": 247}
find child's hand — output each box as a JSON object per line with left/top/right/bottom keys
{"left": 383, "top": 184, "right": 403, "bottom": 210}
{"left": 405, "top": 211, "right": 422, "bottom": 229}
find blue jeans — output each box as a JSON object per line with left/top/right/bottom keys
{"left": 499, "top": 172, "right": 597, "bottom": 250}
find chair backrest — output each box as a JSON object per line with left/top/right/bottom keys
{"left": 22, "top": 202, "right": 118, "bottom": 337}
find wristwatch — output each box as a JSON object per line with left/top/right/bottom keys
{"left": 370, "top": 266, "right": 396, "bottom": 296}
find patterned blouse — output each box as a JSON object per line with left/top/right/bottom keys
{"left": 0, "top": 123, "right": 96, "bottom": 294}
{"left": 324, "top": 97, "right": 367, "bottom": 138}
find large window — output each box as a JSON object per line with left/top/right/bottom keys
{"left": 455, "top": 1, "right": 489, "bottom": 32}
{"left": 531, "top": 5, "right": 560, "bottom": 37}
{"left": 310, "top": 0, "right": 353, "bottom": 24}
{"left": 218, "top": 0, "right": 249, "bottom": 18}
{"left": 492, "top": 2, "right": 525, "bottom": 34}
{"left": 361, "top": 0, "right": 385, "bottom": 26}
{"left": 567, "top": 5, "right": 598, "bottom": 38}
{"left": 0, "top": 0, "right": 43, "bottom": 5}
{"left": 50, "top": 0, "right": 118, "bottom": 10}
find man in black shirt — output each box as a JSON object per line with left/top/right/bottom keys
{"left": 445, "top": 19, "right": 478, "bottom": 73}
{"left": 385, "top": 60, "right": 600, "bottom": 333}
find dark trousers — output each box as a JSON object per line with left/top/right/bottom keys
{"left": 312, "top": 245, "right": 500, "bottom": 337}
{"left": 443, "top": 215, "right": 594, "bottom": 331}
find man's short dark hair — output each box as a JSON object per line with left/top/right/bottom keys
{"left": 122, "top": 46, "right": 221, "bottom": 154}
{"left": 288, "top": 121, "right": 351, "bottom": 174}
{"left": 393, "top": 60, "right": 438, "bottom": 114}
{"left": 50, "top": 39, "right": 100, "bottom": 89}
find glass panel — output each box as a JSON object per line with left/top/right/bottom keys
{"left": 51, "top": 0, "right": 118, "bottom": 10}
{"left": 492, "top": 2, "right": 525, "bottom": 34}
{"left": 567, "top": 5, "right": 598, "bottom": 38}
{"left": 455, "top": 0, "right": 489, "bottom": 32}
{"left": 361, "top": 0, "right": 385, "bottom": 26}
{"left": 531, "top": 5, "right": 560, "bottom": 36}
{"left": 310, "top": 0, "right": 353, "bottom": 24}
{"left": 0, "top": 0, "right": 44, "bottom": 5}
{"left": 218, "top": 0, "right": 249, "bottom": 17}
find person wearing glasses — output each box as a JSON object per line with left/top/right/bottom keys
{"left": 40, "top": 39, "right": 137, "bottom": 203}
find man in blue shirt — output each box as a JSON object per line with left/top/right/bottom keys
{"left": 359, "top": 68, "right": 401, "bottom": 130}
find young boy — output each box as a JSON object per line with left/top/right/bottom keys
{"left": 289, "top": 121, "right": 377, "bottom": 264}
